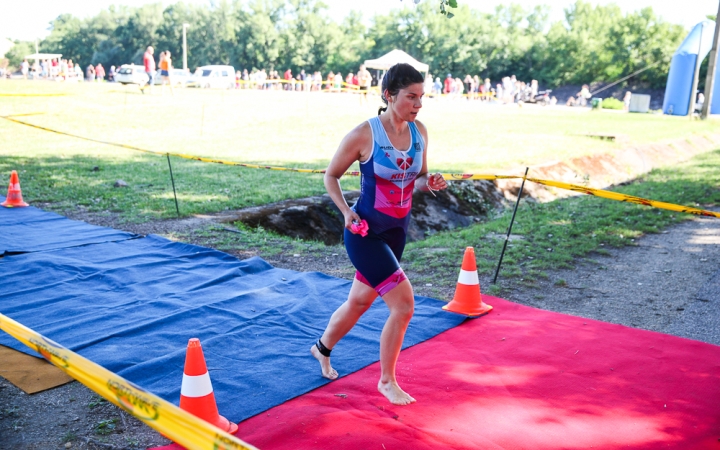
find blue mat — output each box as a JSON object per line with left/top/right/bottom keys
{"left": 0, "top": 195, "right": 138, "bottom": 255}
{"left": 0, "top": 234, "right": 466, "bottom": 422}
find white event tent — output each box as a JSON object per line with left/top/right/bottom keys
{"left": 364, "top": 49, "right": 429, "bottom": 77}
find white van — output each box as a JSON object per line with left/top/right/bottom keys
{"left": 115, "top": 64, "right": 149, "bottom": 85}
{"left": 190, "top": 65, "right": 236, "bottom": 89}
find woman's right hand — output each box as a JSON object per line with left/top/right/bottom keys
{"left": 344, "top": 210, "right": 362, "bottom": 232}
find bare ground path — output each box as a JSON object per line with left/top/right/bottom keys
{"left": 1, "top": 209, "right": 718, "bottom": 449}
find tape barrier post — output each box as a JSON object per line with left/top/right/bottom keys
{"left": 0, "top": 313, "right": 259, "bottom": 450}
{"left": 166, "top": 153, "right": 181, "bottom": 218}
{"left": 493, "top": 167, "right": 529, "bottom": 284}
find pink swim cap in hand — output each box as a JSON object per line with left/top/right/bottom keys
{"left": 351, "top": 219, "right": 369, "bottom": 237}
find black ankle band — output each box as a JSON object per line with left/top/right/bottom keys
{"left": 316, "top": 339, "right": 332, "bottom": 357}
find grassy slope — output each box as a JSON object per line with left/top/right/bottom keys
{"left": 406, "top": 149, "right": 720, "bottom": 289}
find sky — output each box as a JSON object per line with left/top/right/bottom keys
{"left": 2, "top": 0, "right": 718, "bottom": 42}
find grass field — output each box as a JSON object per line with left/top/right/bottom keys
{"left": 1, "top": 80, "right": 717, "bottom": 220}
{"left": 1, "top": 80, "right": 719, "bottom": 288}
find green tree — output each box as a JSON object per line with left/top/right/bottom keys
{"left": 5, "top": 41, "right": 35, "bottom": 69}
{"left": 35, "top": 0, "right": 689, "bottom": 90}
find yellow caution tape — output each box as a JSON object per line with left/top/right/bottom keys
{"left": 5, "top": 112, "right": 46, "bottom": 117}
{"left": 0, "top": 115, "right": 360, "bottom": 177}
{"left": 527, "top": 177, "right": 720, "bottom": 218}
{"left": 441, "top": 174, "right": 519, "bottom": 181}
{"left": 0, "top": 313, "right": 259, "bottom": 450}
{"left": 2, "top": 114, "right": 718, "bottom": 219}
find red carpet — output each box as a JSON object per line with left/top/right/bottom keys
{"left": 228, "top": 296, "right": 720, "bottom": 450}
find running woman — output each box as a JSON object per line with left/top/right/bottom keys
{"left": 311, "top": 63, "right": 448, "bottom": 406}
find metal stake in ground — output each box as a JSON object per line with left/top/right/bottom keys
{"left": 166, "top": 153, "right": 180, "bottom": 217}
{"left": 493, "top": 167, "right": 529, "bottom": 284}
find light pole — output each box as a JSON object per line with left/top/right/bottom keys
{"left": 701, "top": 1, "right": 720, "bottom": 119}
{"left": 688, "top": 22, "right": 705, "bottom": 117}
{"left": 182, "top": 23, "right": 189, "bottom": 72}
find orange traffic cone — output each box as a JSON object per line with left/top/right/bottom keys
{"left": 178, "top": 338, "right": 238, "bottom": 435}
{"left": 443, "top": 247, "right": 493, "bottom": 316}
{"left": 1, "top": 170, "right": 29, "bottom": 207}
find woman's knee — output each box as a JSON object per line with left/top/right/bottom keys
{"left": 347, "top": 295, "right": 374, "bottom": 313}
{"left": 347, "top": 283, "right": 378, "bottom": 313}
{"left": 388, "top": 296, "right": 414, "bottom": 322}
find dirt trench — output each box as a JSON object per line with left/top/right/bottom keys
{"left": 208, "top": 132, "right": 720, "bottom": 243}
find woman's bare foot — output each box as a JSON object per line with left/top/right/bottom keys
{"left": 378, "top": 380, "right": 416, "bottom": 405}
{"left": 310, "top": 345, "right": 338, "bottom": 380}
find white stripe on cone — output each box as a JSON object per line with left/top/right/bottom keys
{"left": 457, "top": 269, "right": 479, "bottom": 286}
{"left": 181, "top": 372, "right": 214, "bottom": 398}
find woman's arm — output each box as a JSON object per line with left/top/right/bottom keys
{"left": 413, "top": 120, "right": 448, "bottom": 193}
{"left": 324, "top": 123, "right": 372, "bottom": 231}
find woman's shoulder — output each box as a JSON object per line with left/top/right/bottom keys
{"left": 413, "top": 119, "right": 427, "bottom": 134}
{"left": 412, "top": 119, "right": 428, "bottom": 143}
{"left": 344, "top": 120, "right": 373, "bottom": 143}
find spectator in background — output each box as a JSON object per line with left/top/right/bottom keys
{"left": 358, "top": 64, "right": 372, "bottom": 103}
{"left": 304, "top": 70, "right": 313, "bottom": 91}
{"left": 298, "top": 69, "right": 307, "bottom": 91}
{"left": 463, "top": 75, "right": 473, "bottom": 100}
{"left": 433, "top": 77, "right": 442, "bottom": 96}
{"left": 623, "top": 91, "right": 632, "bottom": 112}
{"left": 60, "top": 59, "right": 69, "bottom": 80}
{"left": 158, "top": 51, "right": 174, "bottom": 96}
{"left": 443, "top": 73, "right": 453, "bottom": 95}
{"left": 284, "top": 68, "right": 292, "bottom": 90}
{"left": 242, "top": 69, "right": 249, "bottom": 89}
{"left": 95, "top": 63, "right": 105, "bottom": 82}
{"left": 333, "top": 72, "right": 343, "bottom": 92}
{"left": 140, "top": 46, "right": 155, "bottom": 94}
{"left": 74, "top": 63, "right": 83, "bottom": 80}
{"left": 108, "top": 65, "right": 116, "bottom": 82}
{"left": 424, "top": 74, "right": 433, "bottom": 97}
{"left": 21, "top": 59, "right": 29, "bottom": 79}
{"left": 695, "top": 92, "right": 705, "bottom": 113}
{"left": 567, "top": 84, "right": 591, "bottom": 106}
{"left": 86, "top": 64, "right": 95, "bottom": 82}
{"left": 453, "top": 77, "right": 463, "bottom": 99}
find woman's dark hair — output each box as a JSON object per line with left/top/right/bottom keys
{"left": 378, "top": 63, "right": 424, "bottom": 115}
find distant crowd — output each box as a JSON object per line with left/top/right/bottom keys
{"left": 233, "top": 65, "right": 374, "bottom": 92}
{"left": 9, "top": 55, "right": 570, "bottom": 106}
{"left": 12, "top": 58, "right": 115, "bottom": 83}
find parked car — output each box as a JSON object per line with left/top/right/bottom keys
{"left": 154, "top": 68, "right": 192, "bottom": 87}
{"left": 114, "top": 64, "right": 149, "bottom": 85}
{"left": 188, "top": 65, "right": 236, "bottom": 89}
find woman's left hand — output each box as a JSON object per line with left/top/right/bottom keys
{"left": 427, "top": 172, "right": 448, "bottom": 191}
